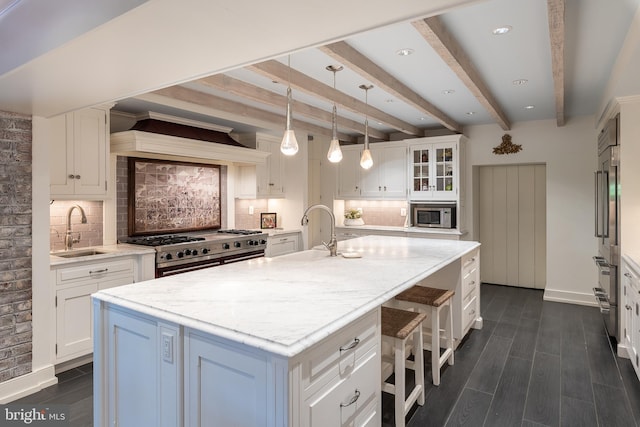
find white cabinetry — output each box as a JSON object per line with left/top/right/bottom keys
{"left": 360, "top": 142, "right": 407, "bottom": 199}
{"left": 336, "top": 146, "right": 363, "bottom": 198}
{"left": 266, "top": 231, "right": 301, "bottom": 257}
{"left": 622, "top": 256, "right": 640, "bottom": 380}
{"left": 407, "top": 135, "right": 465, "bottom": 201}
{"left": 236, "top": 133, "right": 285, "bottom": 198}
{"left": 52, "top": 256, "right": 137, "bottom": 363}
{"left": 50, "top": 106, "right": 111, "bottom": 199}
{"left": 337, "top": 143, "right": 407, "bottom": 200}
{"left": 94, "top": 304, "right": 380, "bottom": 427}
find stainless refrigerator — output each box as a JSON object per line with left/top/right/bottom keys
{"left": 594, "top": 116, "right": 620, "bottom": 342}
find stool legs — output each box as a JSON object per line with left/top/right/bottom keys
{"left": 431, "top": 302, "right": 454, "bottom": 386}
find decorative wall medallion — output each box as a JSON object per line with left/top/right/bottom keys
{"left": 493, "top": 133, "right": 522, "bottom": 155}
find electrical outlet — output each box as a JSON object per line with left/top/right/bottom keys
{"left": 162, "top": 333, "right": 173, "bottom": 363}
{"left": 400, "top": 208, "right": 407, "bottom": 217}
{"left": 249, "top": 206, "right": 254, "bottom": 215}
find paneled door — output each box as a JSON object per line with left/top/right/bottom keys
{"left": 479, "top": 164, "right": 546, "bottom": 288}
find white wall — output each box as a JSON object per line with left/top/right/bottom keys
{"left": 464, "top": 116, "right": 599, "bottom": 305}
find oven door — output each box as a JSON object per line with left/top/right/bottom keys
{"left": 155, "top": 250, "right": 265, "bottom": 278}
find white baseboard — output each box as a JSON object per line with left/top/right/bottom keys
{"left": 617, "top": 342, "right": 631, "bottom": 359}
{"left": 543, "top": 288, "right": 598, "bottom": 306}
{"left": 0, "top": 365, "right": 58, "bottom": 403}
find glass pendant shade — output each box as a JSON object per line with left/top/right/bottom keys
{"left": 280, "top": 85, "right": 298, "bottom": 156}
{"left": 359, "top": 84, "right": 374, "bottom": 169}
{"left": 360, "top": 147, "right": 373, "bottom": 169}
{"left": 327, "top": 138, "right": 343, "bottom": 162}
{"left": 281, "top": 129, "right": 299, "bottom": 156}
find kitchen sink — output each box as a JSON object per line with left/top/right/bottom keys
{"left": 50, "top": 249, "right": 108, "bottom": 258}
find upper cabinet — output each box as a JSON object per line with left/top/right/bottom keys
{"left": 50, "top": 106, "right": 111, "bottom": 199}
{"left": 236, "top": 133, "right": 285, "bottom": 199}
{"left": 336, "top": 142, "right": 407, "bottom": 200}
{"left": 407, "top": 135, "right": 465, "bottom": 202}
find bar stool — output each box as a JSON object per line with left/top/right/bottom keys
{"left": 381, "top": 306, "right": 427, "bottom": 427}
{"left": 394, "top": 286, "right": 454, "bottom": 386}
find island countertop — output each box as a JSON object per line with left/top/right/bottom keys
{"left": 93, "top": 235, "right": 480, "bottom": 357}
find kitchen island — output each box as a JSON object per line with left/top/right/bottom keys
{"left": 92, "top": 235, "right": 481, "bottom": 427}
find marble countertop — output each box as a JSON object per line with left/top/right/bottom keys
{"left": 50, "top": 243, "right": 156, "bottom": 267}
{"left": 93, "top": 235, "right": 479, "bottom": 357}
{"left": 336, "top": 224, "right": 466, "bottom": 235}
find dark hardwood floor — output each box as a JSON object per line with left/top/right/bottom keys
{"left": 12, "top": 284, "right": 640, "bottom": 426}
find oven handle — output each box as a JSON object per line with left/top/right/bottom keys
{"left": 222, "top": 251, "right": 265, "bottom": 264}
{"left": 595, "top": 294, "right": 611, "bottom": 314}
{"left": 157, "top": 261, "right": 223, "bottom": 277}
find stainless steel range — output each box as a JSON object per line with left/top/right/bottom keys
{"left": 123, "top": 229, "right": 268, "bottom": 277}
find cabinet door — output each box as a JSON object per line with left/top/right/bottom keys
{"left": 379, "top": 145, "right": 407, "bottom": 199}
{"left": 336, "top": 148, "right": 361, "bottom": 198}
{"left": 431, "top": 142, "right": 456, "bottom": 200}
{"left": 49, "top": 114, "right": 75, "bottom": 194}
{"left": 185, "top": 333, "right": 269, "bottom": 427}
{"left": 266, "top": 234, "right": 300, "bottom": 257}
{"left": 73, "top": 108, "right": 107, "bottom": 196}
{"left": 56, "top": 283, "right": 98, "bottom": 360}
{"left": 257, "top": 139, "right": 285, "bottom": 198}
{"left": 631, "top": 285, "right": 640, "bottom": 375}
{"left": 408, "top": 145, "right": 432, "bottom": 199}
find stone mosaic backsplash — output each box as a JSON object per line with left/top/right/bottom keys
{"left": 129, "top": 158, "right": 221, "bottom": 234}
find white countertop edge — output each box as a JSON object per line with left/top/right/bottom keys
{"left": 50, "top": 243, "right": 156, "bottom": 266}
{"left": 92, "top": 241, "right": 480, "bottom": 358}
{"left": 336, "top": 225, "right": 466, "bottom": 235}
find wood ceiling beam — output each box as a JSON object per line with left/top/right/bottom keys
{"left": 195, "top": 74, "right": 389, "bottom": 140}
{"left": 547, "top": 0, "right": 565, "bottom": 127}
{"left": 248, "top": 60, "right": 424, "bottom": 136}
{"left": 137, "top": 85, "right": 356, "bottom": 142}
{"left": 320, "top": 41, "right": 462, "bottom": 133}
{"left": 413, "top": 16, "right": 512, "bottom": 131}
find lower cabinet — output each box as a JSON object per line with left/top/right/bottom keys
{"left": 622, "top": 256, "right": 640, "bottom": 380}
{"left": 52, "top": 256, "right": 143, "bottom": 364}
{"left": 93, "top": 303, "right": 381, "bottom": 427}
{"left": 266, "top": 232, "right": 301, "bottom": 257}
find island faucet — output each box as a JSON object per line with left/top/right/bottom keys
{"left": 301, "top": 204, "right": 338, "bottom": 256}
{"left": 65, "top": 204, "right": 87, "bottom": 250}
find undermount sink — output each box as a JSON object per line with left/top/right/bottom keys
{"left": 51, "top": 249, "right": 108, "bottom": 258}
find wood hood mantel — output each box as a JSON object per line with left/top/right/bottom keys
{"left": 110, "top": 130, "right": 270, "bottom": 165}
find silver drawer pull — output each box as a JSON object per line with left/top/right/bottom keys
{"left": 339, "top": 338, "right": 360, "bottom": 353}
{"left": 624, "top": 272, "right": 632, "bottom": 278}
{"left": 340, "top": 389, "right": 360, "bottom": 408}
{"left": 90, "top": 268, "right": 108, "bottom": 274}
{"left": 469, "top": 280, "right": 476, "bottom": 286}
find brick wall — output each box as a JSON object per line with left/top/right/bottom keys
{"left": 0, "top": 110, "right": 33, "bottom": 382}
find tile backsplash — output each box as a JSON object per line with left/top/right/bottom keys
{"left": 50, "top": 200, "right": 103, "bottom": 251}
{"left": 343, "top": 200, "right": 408, "bottom": 227}
{"left": 234, "top": 199, "right": 269, "bottom": 229}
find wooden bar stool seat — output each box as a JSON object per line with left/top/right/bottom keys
{"left": 381, "top": 306, "right": 427, "bottom": 427}
{"left": 394, "top": 286, "right": 455, "bottom": 386}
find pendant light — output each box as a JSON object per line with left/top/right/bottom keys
{"left": 359, "top": 84, "right": 374, "bottom": 170}
{"left": 326, "top": 65, "right": 343, "bottom": 163}
{"left": 280, "top": 55, "right": 299, "bottom": 156}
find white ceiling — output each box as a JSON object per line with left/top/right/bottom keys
{"left": 1, "top": 0, "right": 639, "bottom": 138}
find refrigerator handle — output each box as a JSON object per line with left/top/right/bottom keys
{"left": 603, "top": 170, "right": 609, "bottom": 239}
{"left": 595, "top": 171, "right": 603, "bottom": 238}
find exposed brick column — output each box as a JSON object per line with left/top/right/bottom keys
{"left": 0, "top": 110, "right": 33, "bottom": 382}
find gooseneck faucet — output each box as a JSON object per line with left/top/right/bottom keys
{"left": 301, "top": 204, "right": 338, "bottom": 256}
{"left": 65, "top": 204, "right": 87, "bottom": 250}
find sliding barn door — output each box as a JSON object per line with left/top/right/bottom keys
{"left": 479, "top": 164, "right": 546, "bottom": 288}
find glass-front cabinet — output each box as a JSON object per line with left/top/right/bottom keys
{"left": 409, "top": 140, "right": 459, "bottom": 201}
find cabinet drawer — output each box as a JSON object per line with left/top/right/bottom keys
{"left": 462, "top": 250, "right": 479, "bottom": 274}
{"left": 57, "top": 258, "right": 134, "bottom": 284}
{"left": 463, "top": 296, "right": 478, "bottom": 332}
{"left": 301, "top": 309, "right": 378, "bottom": 395}
{"left": 302, "top": 345, "right": 378, "bottom": 427}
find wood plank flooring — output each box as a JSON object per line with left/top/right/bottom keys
{"left": 11, "top": 284, "right": 640, "bottom": 427}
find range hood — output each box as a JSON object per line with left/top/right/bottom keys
{"left": 110, "top": 117, "right": 270, "bottom": 165}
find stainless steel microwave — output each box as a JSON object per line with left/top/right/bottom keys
{"left": 412, "top": 205, "right": 456, "bottom": 228}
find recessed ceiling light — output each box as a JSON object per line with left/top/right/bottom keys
{"left": 396, "top": 48, "right": 414, "bottom": 56}
{"left": 466, "top": 111, "right": 476, "bottom": 116}
{"left": 512, "top": 79, "right": 529, "bottom": 85}
{"left": 492, "top": 26, "right": 512, "bottom": 35}
{"left": 524, "top": 105, "right": 535, "bottom": 110}
{"left": 420, "top": 117, "right": 426, "bottom": 121}
{"left": 442, "top": 89, "right": 455, "bottom": 95}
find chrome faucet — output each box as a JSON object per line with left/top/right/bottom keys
{"left": 65, "top": 204, "right": 87, "bottom": 250}
{"left": 301, "top": 204, "right": 338, "bottom": 256}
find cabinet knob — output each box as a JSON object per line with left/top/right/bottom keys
{"left": 68, "top": 174, "right": 75, "bottom": 179}
{"left": 75, "top": 175, "right": 81, "bottom": 179}
{"left": 379, "top": 186, "right": 381, "bottom": 191}
{"left": 269, "top": 183, "right": 274, "bottom": 186}
{"left": 384, "top": 186, "right": 387, "bottom": 191}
